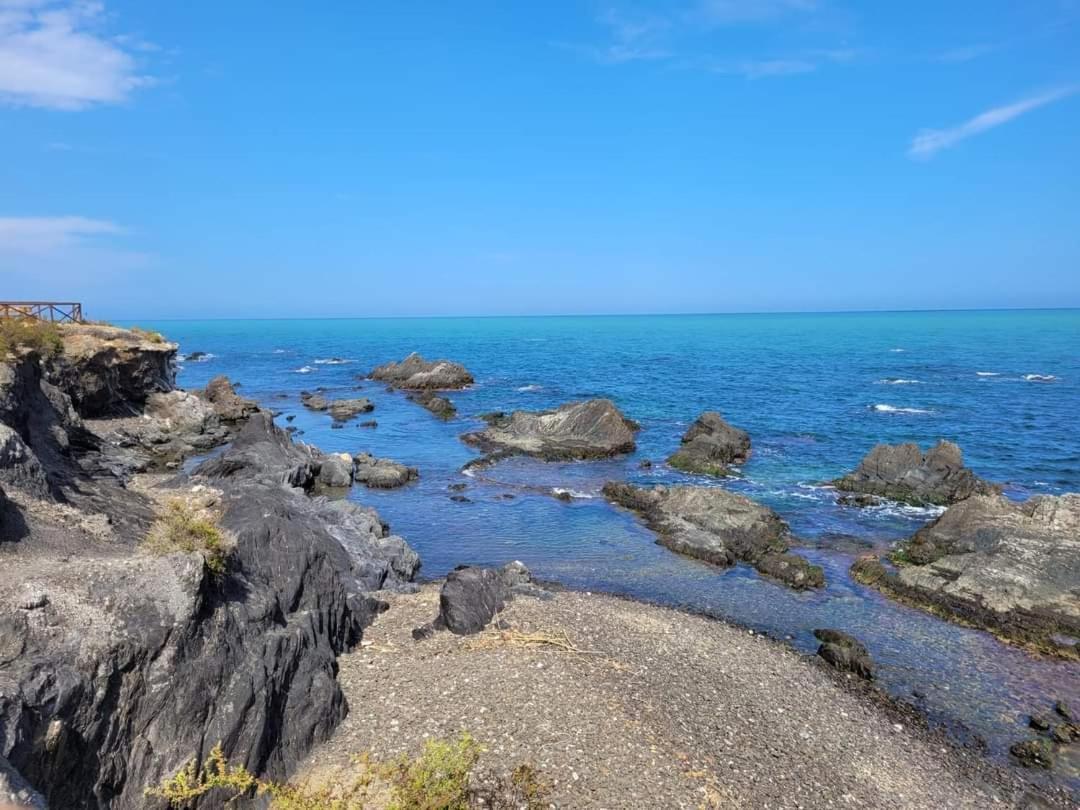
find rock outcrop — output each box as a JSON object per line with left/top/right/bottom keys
{"left": 852, "top": 493, "right": 1080, "bottom": 658}
{"left": 667, "top": 412, "right": 750, "bottom": 476}
{"left": 301, "top": 391, "right": 375, "bottom": 423}
{"left": 413, "top": 562, "right": 533, "bottom": 637}
{"left": 352, "top": 453, "right": 418, "bottom": 489}
{"left": 369, "top": 352, "right": 474, "bottom": 390}
{"left": 603, "top": 483, "right": 824, "bottom": 590}
{"left": 407, "top": 390, "right": 456, "bottom": 419}
{"left": 814, "top": 629, "right": 874, "bottom": 680}
{"left": 462, "top": 399, "right": 638, "bottom": 462}
{"left": 834, "top": 441, "right": 995, "bottom": 506}
{"left": 201, "top": 375, "right": 259, "bottom": 423}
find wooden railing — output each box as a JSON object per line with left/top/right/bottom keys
{"left": 0, "top": 301, "right": 84, "bottom": 323}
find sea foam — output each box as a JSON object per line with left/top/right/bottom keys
{"left": 872, "top": 404, "right": 931, "bottom": 414}
{"left": 1024, "top": 374, "right": 1057, "bottom": 382}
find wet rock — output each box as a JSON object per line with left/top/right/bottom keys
{"left": 358, "top": 419, "right": 377, "bottom": 428}
{"left": 638, "top": 459, "right": 652, "bottom": 469}
{"left": 0, "top": 423, "right": 49, "bottom": 498}
{"left": 1010, "top": 738, "right": 1055, "bottom": 769}
{"left": 450, "top": 494, "right": 472, "bottom": 503}
{"left": 462, "top": 399, "right": 639, "bottom": 461}
{"left": 301, "top": 391, "right": 329, "bottom": 411}
{"left": 328, "top": 398, "right": 374, "bottom": 423}
{"left": 414, "top": 562, "right": 532, "bottom": 637}
{"left": 814, "top": 629, "right": 875, "bottom": 680}
{"left": 1055, "top": 700, "right": 1074, "bottom": 721}
{"left": 184, "top": 351, "right": 208, "bottom": 362}
{"left": 201, "top": 375, "right": 259, "bottom": 423}
{"left": 1029, "top": 715, "right": 1052, "bottom": 732}
{"left": 407, "top": 390, "right": 456, "bottom": 419}
{"left": 318, "top": 453, "right": 354, "bottom": 488}
{"left": 369, "top": 352, "right": 474, "bottom": 390}
{"left": 838, "top": 493, "right": 881, "bottom": 508}
{"left": 834, "top": 440, "right": 996, "bottom": 506}
{"left": 196, "top": 412, "right": 322, "bottom": 490}
{"left": 603, "top": 482, "right": 824, "bottom": 590}
{"left": 352, "top": 453, "right": 418, "bottom": 489}
{"left": 1050, "top": 725, "right": 1077, "bottom": 744}
{"left": 448, "top": 482, "right": 468, "bottom": 492}
{"left": 667, "top": 411, "right": 750, "bottom": 477}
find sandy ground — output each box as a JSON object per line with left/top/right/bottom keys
{"left": 302, "top": 584, "right": 1053, "bottom": 810}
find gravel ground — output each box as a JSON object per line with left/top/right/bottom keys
{"left": 302, "top": 584, "right": 1060, "bottom": 809}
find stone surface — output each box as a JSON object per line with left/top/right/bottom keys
{"left": 352, "top": 453, "right": 418, "bottom": 489}
{"left": 834, "top": 440, "right": 995, "bottom": 506}
{"left": 667, "top": 411, "right": 751, "bottom": 476}
{"left": 201, "top": 375, "right": 259, "bottom": 423}
{"left": 328, "top": 398, "right": 374, "bottom": 422}
{"left": 317, "top": 452, "right": 354, "bottom": 488}
{"left": 462, "top": 399, "right": 638, "bottom": 461}
{"left": 407, "top": 390, "right": 456, "bottom": 419}
{"left": 814, "top": 629, "right": 875, "bottom": 680}
{"left": 603, "top": 482, "right": 824, "bottom": 590}
{"left": 369, "top": 352, "right": 474, "bottom": 390}
{"left": 413, "top": 562, "right": 532, "bottom": 637}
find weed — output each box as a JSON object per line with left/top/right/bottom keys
{"left": 0, "top": 319, "right": 64, "bottom": 358}
{"left": 142, "top": 499, "right": 233, "bottom": 576}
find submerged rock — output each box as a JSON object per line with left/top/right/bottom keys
{"left": 1010, "top": 738, "right": 1055, "bottom": 769}
{"left": 407, "top": 390, "right": 456, "bottom": 419}
{"left": 852, "top": 493, "right": 1080, "bottom": 657}
{"left": 352, "top": 453, "right": 418, "bottom": 489}
{"left": 328, "top": 398, "right": 374, "bottom": 423}
{"left": 814, "top": 629, "right": 874, "bottom": 680}
{"left": 413, "top": 562, "right": 533, "bottom": 637}
{"left": 667, "top": 411, "right": 750, "bottom": 476}
{"left": 462, "top": 399, "right": 638, "bottom": 462}
{"left": 369, "top": 352, "right": 474, "bottom": 390}
{"left": 834, "top": 440, "right": 995, "bottom": 506}
{"left": 603, "top": 482, "right": 824, "bottom": 590}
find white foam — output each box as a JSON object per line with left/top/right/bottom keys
{"left": 975, "top": 371, "right": 1000, "bottom": 377}
{"left": 552, "top": 487, "right": 595, "bottom": 500}
{"left": 872, "top": 404, "right": 931, "bottom": 414}
{"left": 1024, "top": 374, "right": 1057, "bottom": 382}
{"left": 876, "top": 378, "right": 922, "bottom": 385}
{"left": 293, "top": 366, "right": 315, "bottom": 374}
{"left": 889, "top": 348, "right": 906, "bottom": 353}
{"left": 462, "top": 467, "right": 476, "bottom": 478}
{"left": 273, "top": 349, "right": 287, "bottom": 354}
{"left": 314, "top": 358, "right": 354, "bottom": 365}
{"left": 180, "top": 352, "right": 214, "bottom": 363}
{"left": 516, "top": 384, "right": 543, "bottom": 392}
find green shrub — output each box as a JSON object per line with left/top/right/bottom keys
{"left": 142, "top": 499, "right": 233, "bottom": 575}
{"left": 386, "top": 733, "right": 482, "bottom": 810}
{"left": 0, "top": 319, "right": 64, "bottom": 358}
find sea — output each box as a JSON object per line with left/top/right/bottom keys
{"left": 139, "top": 309, "right": 1080, "bottom": 789}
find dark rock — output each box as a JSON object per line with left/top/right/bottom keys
{"left": 317, "top": 453, "right": 354, "bottom": 488}
{"left": 552, "top": 489, "right": 573, "bottom": 502}
{"left": 838, "top": 493, "right": 881, "bottom": 508}
{"left": 196, "top": 412, "right": 322, "bottom": 490}
{"left": 184, "top": 351, "right": 208, "bottom": 362}
{"left": 201, "top": 375, "right": 259, "bottom": 423}
{"left": 1055, "top": 700, "right": 1074, "bottom": 721}
{"left": 327, "top": 398, "right": 374, "bottom": 422}
{"left": 358, "top": 420, "right": 377, "bottom": 428}
{"left": 667, "top": 411, "right": 751, "bottom": 477}
{"left": 462, "top": 399, "right": 639, "bottom": 461}
{"left": 414, "top": 563, "right": 532, "bottom": 637}
{"left": 1029, "top": 715, "right": 1052, "bottom": 731}
{"left": 1050, "top": 725, "right": 1076, "bottom": 744}
{"left": 286, "top": 414, "right": 295, "bottom": 422}
{"left": 450, "top": 494, "right": 472, "bottom": 503}
{"left": 0, "top": 755, "right": 47, "bottom": 809}
{"left": 814, "top": 629, "right": 875, "bottom": 680}
{"left": 1010, "top": 738, "right": 1055, "bottom": 769}
{"left": 834, "top": 441, "right": 996, "bottom": 506}
{"left": 448, "top": 482, "right": 468, "bottom": 492}
{"left": 638, "top": 459, "right": 652, "bottom": 469}
{"left": 407, "top": 390, "right": 456, "bottom": 419}
{"left": 369, "top": 352, "right": 474, "bottom": 390}
{"left": 352, "top": 453, "right": 418, "bottom": 489}
{"left": 603, "top": 482, "right": 824, "bottom": 590}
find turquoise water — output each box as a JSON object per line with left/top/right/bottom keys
{"left": 146, "top": 310, "right": 1080, "bottom": 789}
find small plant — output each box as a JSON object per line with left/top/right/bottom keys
{"left": 145, "top": 743, "right": 257, "bottom": 804}
{"left": 131, "top": 325, "right": 167, "bottom": 343}
{"left": 0, "top": 318, "right": 64, "bottom": 358}
{"left": 387, "top": 732, "right": 482, "bottom": 810}
{"left": 142, "top": 499, "right": 234, "bottom": 575}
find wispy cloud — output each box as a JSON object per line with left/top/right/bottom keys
{"left": 0, "top": 215, "right": 125, "bottom": 253}
{"left": 932, "top": 43, "right": 998, "bottom": 64}
{"left": 692, "top": 0, "right": 819, "bottom": 26}
{"left": 908, "top": 86, "right": 1079, "bottom": 160}
{"left": 572, "top": 8, "right": 671, "bottom": 64}
{"left": 0, "top": 1, "right": 153, "bottom": 109}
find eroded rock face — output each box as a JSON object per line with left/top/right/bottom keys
{"left": 852, "top": 493, "right": 1080, "bottom": 658}
{"left": 352, "top": 453, "right": 418, "bottom": 489}
{"left": 369, "top": 352, "right": 474, "bottom": 390}
{"left": 462, "top": 399, "right": 638, "bottom": 462}
{"left": 667, "top": 412, "right": 750, "bottom": 476}
{"left": 201, "top": 375, "right": 259, "bottom": 423}
{"left": 834, "top": 441, "right": 995, "bottom": 506}
{"left": 603, "top": 483, "right": 824, "bottom": 590}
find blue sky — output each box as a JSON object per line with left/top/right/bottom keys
{"left": 1, "top": 1, "right": 1078, "bottom": 318}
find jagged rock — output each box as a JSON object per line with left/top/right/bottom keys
{"left": 318, "top": 453, "right": 354, "bottom": 488}
{"left": 603, "top": 482, "right": 824, "bottom": 590}
{"left": 352, "top": 453, "right": 418, "bottom": 489}
{"left": 195, "top": 412, "right": 322, "bottom": 490}
{"left": 1055, "top": 700, "right": 1074, "bottom": 722}
{"left": 0, "top": 423, "right": 49, "bottom": 498}
{"left": 369, "top": 352, "right": 474, "bottom": 390}
{"left": 834, "top": 441, "right": 995, "bottom": 506}
{"left": 667, "top": 412, "right": 751, "bottom": 476}
{"left": 0, "top": 755, "right": 47, "bottom": 810}
{"left": 407, "top": 390, "right": 456, "bottom": 419}
{"left": 313, "top": 499, "right": 420, "bottom": 589}
{"left": 462, "top": 399, "right": 638, "bottom": 461}
{"left": 301, "top": 391, "right": 329, "bottom": 411}
{"left": 201, "top": 375, "right": 259, "bottom": 423}
{"left": 184, "top": 351, "right": 209, "bottom": 362}
{"left": 1010, "top": 738, "right": 1055, "bottom": 769}
{"left": 413, "top": 562, "right": 533, "bottom": 638}
{"left": 814, "top": 629, "right": 874, "bottom": 680}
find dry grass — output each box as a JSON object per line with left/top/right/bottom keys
{"left": 0, "top": 318, "right": 64, "bottom": 358}
{"left": 142, "top": 498, "right": 234, "bottom": 576}
{"left": 464, "top": 627, "right": 597, "bottom": 654}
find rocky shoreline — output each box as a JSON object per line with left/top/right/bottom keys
{"left": 2, "top": 331, "right": 1078, "bottom": 807}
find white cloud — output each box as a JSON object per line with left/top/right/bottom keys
{"left": 0, "top": 215, "right": 124, "bottom": 253}
{"left": 0, "top": 1, "right": 152, "bottom": 109}
{"left": 908, "top": 86, "right": 1079, "bottom": 160}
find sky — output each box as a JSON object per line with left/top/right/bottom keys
{"left": 1, "top": 1, "right": 1079, "bottom": 319}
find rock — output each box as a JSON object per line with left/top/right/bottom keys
{"left": 15, "top": 584, "right": 48, "bottom": 611}
{"left": 301, "top": 391, "right": 329, "bottom": 411}
{"left": 358, "top": 419, "right": 377, "bottom": 428}
{"left": 462, "top": 399, "right": 639, "bottom": 461}
{"left": 328, "top": 398, "right": 374, "bottom": 423}
{"left": 603, "top": 482, "right": 824, "bottom": 590}
{"left": 851, "top": 493, "right": 1080, "bottom": 657}
{"left": 448, "top": 482, "right": 468, "bottom": 492}
{"left": 834, "top": 441, "right": 996, "bottom": 506}
{"left": 195, "top": 412, "right": 322, "bottom": 490}
{"left": 0, "top": 423, "right": 49, "bottom": 498}
{"left": 1029, "top": 715, "right": 1052, "bottom": 731}
{"left": 450, "top": 494, "right": 472, "bottom": 503}
{"left": 369, "top": 352, "right": 474, "bottom": 390}
{"left": 0, "top": 755, "right": 47, "bottom": 810}
{"left": 407, "top": 390, "right": 456, "bottom": 419}
{"left": 667, "top": 411, "right": 751, "bottom": 476}
{"left": 1050, "top": 725, "right": 1076, "bottom": 744}
{"left": 638, "top": 459, "right": 652, "bottom": 469}
{"left": 352, "top": 453, "right": 418, "bottom": 489}
{"left": 814, "top": 629, "right": 875, "bottom": 680}
{"left": 1010, "top": 738, "right": 1055, "bottom": 769}
{"left": 318, "top": 453, "right": 354, "bottom": 488}
{"left": 838, "top": 493, "right": 881, "bottom": 508}
{"left": 414, "top": 562, "right": 533, "bottom": 638}
{"left": 1055, "top": 700, "right": 1074, "bottom": 721}
{"left": 201, "top": 375, "right": 259, "bottom": 423}
{"left": 184, "top": 351, "right": 208, "bottom": 362}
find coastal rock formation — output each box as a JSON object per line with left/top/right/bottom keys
{"left": 369, "top": 352, "right": 474, "bottom": 390}
{"left": 603, "top": 483, "right": 824, "bottom": 590}
{"left": 196, "top": 411, "right": 322, "bottom": 489}
{"left": 667, "top": 411, "right": 751, "bottom": 476}
{"left": 852, "top": 493, "right": 1080, "bottom": 657}
{"left": 407, "top": 390, "right": 456, "bottom": 419}
{"left": 352, "top": 452, "right": 418, "bottom": 489}
{"left": 302, "top": 391, "right": 374, "bottom": 423}
{"left": 462, "top": 399, "right": 638, "bottom": 462}
{"left": 834, "top": 440, "right": 995, "bottom": 506}
{"left": 318, "top": 452, "right": 355, "bottom": 488}
{"left": 814, "top": 629, "right": 875, "bottom": 680}
{"left": 201, "top": 374, "right": 259, "bottom": 423}
{"left": 414, "top": 562, "right": 533, "bottom": 637}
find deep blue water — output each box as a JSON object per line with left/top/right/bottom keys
{"left": 142, "top": 311, "right": 1080, "bottom": 788}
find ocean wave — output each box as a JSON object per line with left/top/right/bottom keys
{"left": 273, "top": 349, "right": 287, "bottom": 354}
{"left": 314, "top": 358, "right": 354, "bottom": 365}
{"left": 1024, "top": 374, "right": 1057, "bottom": 383}
{"left": 876, "top": 378, "right": 922, "bottom": 385}
{"left": 872, "top": 404, "right": 931, "bottom": 414}
{"left": 975, "top": 371, "right": 1000, "bottom": 377}
{"left": 888, "top": 348, "right": 906, "bottom": 353}
{"left": 516, "top": 384, "right": 543, "bottom": 392}
{"left": 870, "top": 501, "right": 946, "bottom": 519}
{"left": 462, "top": 467, "right": 476, "bottom": 478}
{"left": 179, "top": 352, "right": 215, "bottom": 363}
{"left": 293, "top": 366, "right": 315, "bottom": 374}
{"left": 551, "top": 487, "right": 595, "bottom": 500}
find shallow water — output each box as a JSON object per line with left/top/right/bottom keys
{"left": 149, "top": 311, "right": 1080, "bottom": 791}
